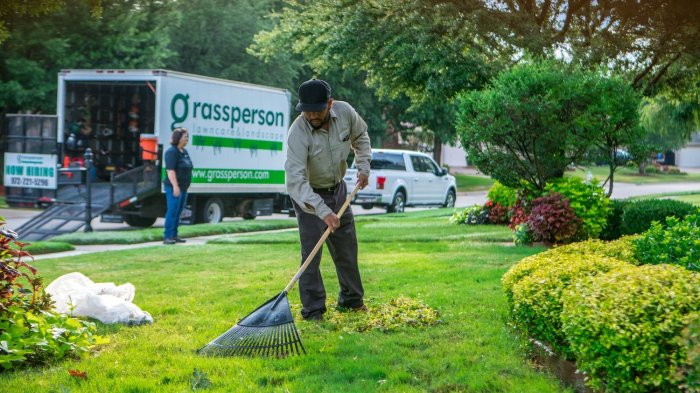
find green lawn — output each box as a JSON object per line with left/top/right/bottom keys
{"left": 1, "top": 211, "right": 567, "bottom": 392}
{"left": 0, "top": 195, "right": 7, "bottom": 209}
{"left": 51, "top": 219, "right": 299, "bottom": 245}
{"left": 631, "top": 192, "right": 700, "bottom": 206}
{"left": 454, "top": 173, "right": 494, "bottom": 192}
{"left": 570, "top": 165, "right": 700, "bottom": 184}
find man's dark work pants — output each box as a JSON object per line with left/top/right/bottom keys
{"left": 292, "top": 181, "right": 364, "bottom": 319}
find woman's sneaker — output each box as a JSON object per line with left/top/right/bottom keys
{"left": 163, "top": 238, "right": 177, "bottom": 245}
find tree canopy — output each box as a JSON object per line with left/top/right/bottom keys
{"left": 0, "top": 0, "right": 172, "bottom": 114}
{"left": 457, "top": 60, "right": 641, "bottom": 191}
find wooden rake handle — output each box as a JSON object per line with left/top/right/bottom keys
{"left": 282, "top": 183, "right": 362, "bottom": 294}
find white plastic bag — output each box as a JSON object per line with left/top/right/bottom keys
{"left": 45, "top": 272, "right": 153, "bottom": 325}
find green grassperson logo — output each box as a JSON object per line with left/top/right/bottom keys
{"left": 170, "top": 93, "right": 285, "bottom": 130}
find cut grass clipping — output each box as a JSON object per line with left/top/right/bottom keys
{"left": 308, "top": 296, "right": 441, "bottom": 333}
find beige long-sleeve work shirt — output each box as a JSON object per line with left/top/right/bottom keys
{"left": 285, "top": 100, "right": 371, "bottom": 219}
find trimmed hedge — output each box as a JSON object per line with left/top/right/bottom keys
{"left": 633, "top": 212, "right": 700, "bottom": 271}
{"left": 561, "top": 265, "right": 700, "bottom": 392}
{"left": 505, "top": 253, "right": 629, "bottom": 358}
{"left": 620, "top": 199, "right": 697, "bottom": 235}
{"left": 502, "top": 236, "right": 639, "bottom": 295}
{"left": 675, "top": 312, "right": 700, "bottom": 392}
{"left": 547, "top": 236, "right": 640, "bottom": 265}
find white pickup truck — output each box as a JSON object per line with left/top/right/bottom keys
{"left": 343, "top": 148, "right": 457, "bottom": 213}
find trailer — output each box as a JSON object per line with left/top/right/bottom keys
{"left": 10, "top": 69, "right": 293, "bottom": 239}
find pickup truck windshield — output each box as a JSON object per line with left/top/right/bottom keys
{"left": 352, "top": 152, "right": 406, "bottom": 170}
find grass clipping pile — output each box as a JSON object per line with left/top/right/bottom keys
{"left": 326, "top": 296, "right": 441, "bottom": 333}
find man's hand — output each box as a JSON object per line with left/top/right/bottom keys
{"left": 323, "top": 212, "right": 341, "bottom": 233}
{"left": 173, "top": 185, "right": 181, "bottom": 197}
{"left": 356, "top": 173, "right": 369, "bottom": 189}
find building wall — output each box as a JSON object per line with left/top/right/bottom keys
{"left": 676, "top": 132, "right": 700, "bottom": 168}
{"left": 441, "top": 142, "right": 468, "bottom": 168}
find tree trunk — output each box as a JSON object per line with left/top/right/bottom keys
{"left": 433, "top": 136, "right": 443, "bottom": 165}
{"left": 607, "top": 163, "right": 615, "bottom": 197}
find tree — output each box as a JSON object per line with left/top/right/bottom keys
{"left": 477, "top": 0, "right": 700, "bottom": 96}
{"left": 457, "top": 60, "right": 641, "bottom": 191}
{"left": 166, "top": 0, "right": 298, "bottom": 90}
{"left": 585, "top": 76, "right": 644, "bottom": 196}
{"left": 251, "top": 0, "right": 497, "bottom": 159}
{"left": 0, "top": 0, "right": 173, "bottom": 114}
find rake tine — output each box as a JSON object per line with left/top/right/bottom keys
{"left": 285, "top": 324, "right": 294, "bottom": 356}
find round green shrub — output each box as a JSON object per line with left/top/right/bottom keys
{"left": 645, "top": 165, "right": 660, "bottom": 174}
{"left": 507, "top": 253, "right": 629, "bottom": 358}
{"left": 561, "top": 265, "right": 700, "bottom": 392}
{"left": 600, "top": 199, "right": 630, "bottom": 240}
{"left": 487, "top": 181, "right": 517, "bottom": 208}
{"left": 620, "top": 199, "right": 697, "bottom": 235}
{"left": 633, "top": 212, "right": 700, "bottom": 271}
{"left": 544, "top": 177, "right": 610, "bottom": 239}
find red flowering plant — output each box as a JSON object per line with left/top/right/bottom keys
{"left": 525, "top": 192, "right": 581, "bottom": 244}
{"left": 0, "top": 221, "right": 100, "bottom": 370}
{"left": 485, "top": 201, "right": 510, "bottom": 224}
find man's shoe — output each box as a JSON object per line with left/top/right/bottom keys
{"left": 338, "top": 303, "right": 369, "bottom": 313}
{"left": 303, "top": 313, "right": 324, "bottom": 322}
{"left": 174, "top": 237, "right": 187, "bottom": 243}
{"left": 163, "top": 238, "right": 176, "bottom": 245}
{"left": 350, "top": 304, "right": 369, "bottom": 313}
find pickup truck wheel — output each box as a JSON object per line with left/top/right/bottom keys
{"left": 124, "top": 215, "right": 157, "bottom": 228}
{"left": 199, "top": 197, "right": 224, "bottom": 224}
{"left": 387, "top": 191, "right": 406, "bottom": 213}
{"left": 443, "top": 189, "right": 456, "bottom": 208}
{"left": 361, "top": 203, "right": 374, "bottom": 210}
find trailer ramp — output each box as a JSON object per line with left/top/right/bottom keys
{"left": 15, "top": 165, "right": 160, "bottom": 241}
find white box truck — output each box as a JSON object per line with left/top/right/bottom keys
{"left": 56, "top": 69, "right": 292, "bottom": 226}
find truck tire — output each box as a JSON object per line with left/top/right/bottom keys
{"left": 361, "top": 203, "right": 374, "bottom": 210}
{"left": 443, "top": 189, "right": 456, "bottom": 208}
{"left": 387, "top": 190, "right": 406, "bottom": 213}
{"left": 124, "top": 215, "right": 157, "bottom": 228}
{"left": 199, "top": 197, "right": 224, "bottom": 224}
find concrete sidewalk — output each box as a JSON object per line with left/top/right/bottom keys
{"left": 30, "top": 228, "right": 299, "bottom": 260}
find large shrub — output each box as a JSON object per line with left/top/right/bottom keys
{"left": 457, "top": 60, "right": 642, "bottom": 191}
{"left": 525, "top": 192, "right": 581, "bottom": 244}
{"left": 544, "top": 176, "right": 610, "bottom": 239}
{"left": 600, "top": 199, "right": 630, "bottom": 240}
{"left": 561, "top": 265, "right": 700, "bottom": 392}
{"left": 620, "top": 199, "right": 697, "bottom": 235}
{"left": 486, "top": 181, "right": 517, "bottom": 208}
{"left": 633, "top": 212, "right": 700, "bottom": 271}
{"left": 0, "top": 227, "right": 100, "bottom": 370}
{"left": 505, "top": 253, "right": 628, "bottom": 358}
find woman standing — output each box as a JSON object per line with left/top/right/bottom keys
{"left": 163, "top": 127, "right": 193, "bottom": 245}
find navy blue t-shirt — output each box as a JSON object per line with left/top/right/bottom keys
{"left": 163, "top": 146, "right": 193, "bottom": 190}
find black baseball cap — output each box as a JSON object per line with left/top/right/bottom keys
{"left": 295, "top": 79, "right": 331, "bottom": 112}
